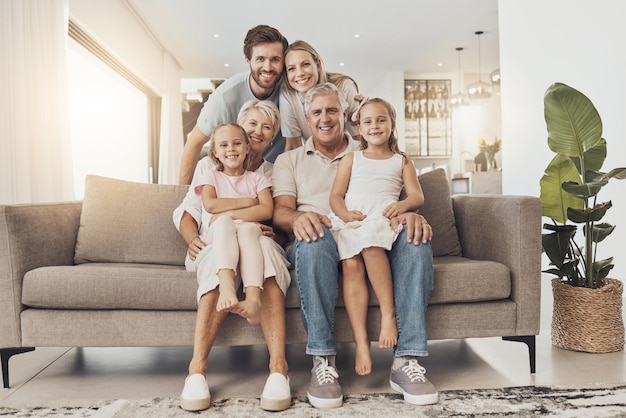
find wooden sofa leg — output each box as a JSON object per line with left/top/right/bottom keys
{"left": 1, "top": 347, "right": 35, "bottom": 389}
{"left": 502, "top": 336, "right": 536, "bottom": 374}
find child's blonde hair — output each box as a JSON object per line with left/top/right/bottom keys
{"left": 208, "top": 123, "right": 250, "bottom": 171}
{"left": 357, "top": 98, "right": 401, "bottom": 154}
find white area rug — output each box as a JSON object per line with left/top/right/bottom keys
{"left": 1, "top": 385, "right": 626, "bottom": 417}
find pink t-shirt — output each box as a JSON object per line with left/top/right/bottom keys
{"left": 194, "top": 170, "right": 272, "bottom": 225}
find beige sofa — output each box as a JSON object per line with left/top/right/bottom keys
{"left": 0, "top": 169, "right": 541, "bottom": 388}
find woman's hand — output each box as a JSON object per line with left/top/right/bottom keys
{"left": 188, "top": 235, "right": 206, "bottom": 261}
{"left": 259, "top": 223, "right": 276, "bottom": 239}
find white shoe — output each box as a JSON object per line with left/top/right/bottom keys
{"left": 180, "top": 374, "right": 211, "bottom": 411}
{"left": 260, "top": 372, "right": 291, "bottom": 411}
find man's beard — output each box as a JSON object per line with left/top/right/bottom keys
{"left": 251, "top": 70, "right": 278, "bottom": 90}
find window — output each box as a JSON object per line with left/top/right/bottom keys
{"left": 67, "top": 21, "right": 160, "bottom": 198}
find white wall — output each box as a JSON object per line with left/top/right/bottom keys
{"left": 499, "top": 0, "right": 626, "bottom": 279}
{"left": 69, "top": 0, "right": 163, "bottom": 94}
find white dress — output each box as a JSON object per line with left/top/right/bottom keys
{"left": 330, "top": 151, "right": 404, "bottom": 260}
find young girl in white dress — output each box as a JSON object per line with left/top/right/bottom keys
{"left": 329, "top": 98, "right": 424, "bottom": 375}
{"left": 194, "top": 123, "right": 274, "bottom": 325}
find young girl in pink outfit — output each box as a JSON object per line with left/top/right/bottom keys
{"left": 194, "top": 123, "right": 273, "bottom": 325}
{"left": 329, "top": 98, "right": 424, "bottom": 375}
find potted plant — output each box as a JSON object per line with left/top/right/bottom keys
{"left": 540, "top": 82, "right": 625, "bottom": 353}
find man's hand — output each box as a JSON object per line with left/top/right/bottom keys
{"left": 293, "top": 212, "right": 332, "bottom": 243}
{"left": 391, "top": 212, "right": 432, "bottom": 245}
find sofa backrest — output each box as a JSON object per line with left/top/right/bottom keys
{"left": 74, "top": 175, "right": 189, "bottom": 266}
{"left": 417, "top": 168, "right": 462, "bottom": 257}
{"left": 73, "top": 169, "right": 461, "bottom": 266}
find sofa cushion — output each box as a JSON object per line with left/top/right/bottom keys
{"left": 418, "top": 168, "right": 462, "bottom": 257}
{"left": 428, "top": 256, "right": 510, "bottom": 304}
{"left": 23, "top": 264, "right": 197, "bottom": 310}
{"left": 284, "top": 256, "right": 510, "bottom": 308}
{"left": 74, "top": 175, "right": 189, "bottom": 266}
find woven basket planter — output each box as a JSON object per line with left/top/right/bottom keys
{"left": 551, "top": 278, "right": 625, "bottom": 353}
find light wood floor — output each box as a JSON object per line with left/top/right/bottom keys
{"left": 1, "top": 279, "right": 624, "bottom": 404}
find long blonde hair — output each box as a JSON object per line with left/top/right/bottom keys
{"left": 284, "top": 40, "right": 359, "bottom": 93}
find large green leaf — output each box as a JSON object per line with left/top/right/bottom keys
{"left": 571, "top": 138, "right": 607, "bottom": 173}
{"left": 542, "top": 224, "right": 577, "bottom": 273}
{"left": 562, "top": 180, "right": 604, "bottom": 199}
{"left": 605, "top": 167, "right": 626, "bottom": 180}
{"left": 584, "top": 222, "right": 615, "bottom": 243}
{"left": 544, "top": 83, "right": 603, "bottom": 160}
{"left": 567, "top": 201, "right": 612, "bottom": 223}
{"left": 540, "top": 154, "right": 583, "bottom": 223}
{"left": 594, "top": 257, "right": 614, "bottom": 281}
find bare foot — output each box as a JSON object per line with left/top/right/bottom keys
{"left": 379, "top": 314, "right": 398, "bottom": 349}
{"left": 216, "top": 278, "right": 239, "bottom": 313}
{"left": 234, "top": 297, "right": 261, "bottom": 325}
{"left": 355, "top": 341, "right": 372, "bottom": 375}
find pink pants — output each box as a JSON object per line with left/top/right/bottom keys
{"left": 203, "top": 216, "right": 263, "bottom": 291}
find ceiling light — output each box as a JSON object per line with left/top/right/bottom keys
{"left": 467, "top": 31, "right": 493, "bottom": 102}
{"left": 450, "top": 47, "right": 469, "bottom": 108}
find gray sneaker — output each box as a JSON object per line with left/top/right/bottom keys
{"left": 307, "top": 356, "right": 343, "bottom": 408}
{"left": 389, "top": 357, "right": 439, "bottom": 405}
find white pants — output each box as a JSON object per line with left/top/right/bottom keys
{"left": 186, "top": 234, "right": 291, "bottom": 302}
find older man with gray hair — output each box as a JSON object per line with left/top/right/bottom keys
{"left": 272, "top": 83, "right": 438, "bottom": 409}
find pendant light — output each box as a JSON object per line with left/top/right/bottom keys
{"left": 450, "top": 47, "right": 469, "bottom": 108}
{"left": 467, "top": 31, "right": 492, "bottom": 102}
{"left": 490, "top": 68, "right": 501, "bottom": 86}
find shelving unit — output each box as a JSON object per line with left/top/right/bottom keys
{"left": 404, "top": 79, "right": 452, "bottom": 157}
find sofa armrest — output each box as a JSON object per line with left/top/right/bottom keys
{"left": 451, "top": 194, "right": 542, "bottom": 335}
{"left": 0, "top": 202, "right": 81, "bottom": 348}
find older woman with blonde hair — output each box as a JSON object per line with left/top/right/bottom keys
{"left": 174, "top": 99, "right": 291, "bottom": 413}
{"left": 280, "top": 40, "right": 361, "bottom": 150}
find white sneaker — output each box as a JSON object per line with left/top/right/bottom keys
{"left": 260, "top": 372, "right": 291, "bottom": 411}
{"left": 180, "top": 374, "right": 211, "bottom": 411}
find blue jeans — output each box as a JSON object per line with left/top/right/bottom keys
{"left": 287, "top": 225, "right": 434, "bottom": 357}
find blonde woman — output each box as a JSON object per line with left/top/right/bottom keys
{"left": 175, "top": 100, "right": 291, "bottom": 413}
{"left": 279, "top": 40, "right": 361, "bottom": 150}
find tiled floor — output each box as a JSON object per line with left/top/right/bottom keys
{"left": 1, "top": 279, "right": 625, "bottom": 405}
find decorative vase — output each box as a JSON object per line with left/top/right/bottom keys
{"left": 486, "top": 153, "right": 497, "bottom": 171}
{"left": 551, "top": 278, "right": 625, "bottom": 353}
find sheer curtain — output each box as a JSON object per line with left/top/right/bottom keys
{"left": 0, "top": 0, "right": 74, "bottom": 204}
{"left": 158, "top": 52, "right": 184, "bottom": 185}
